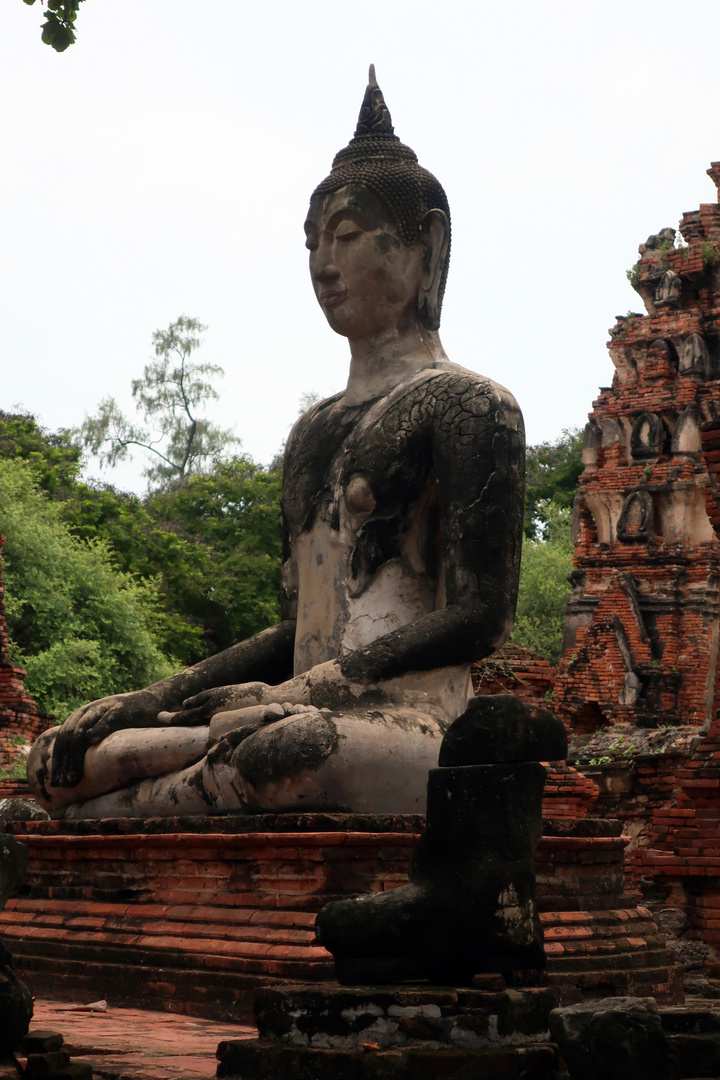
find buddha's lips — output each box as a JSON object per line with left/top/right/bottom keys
{"left": 319, "top": 289, "right": 347, "bottom": 308}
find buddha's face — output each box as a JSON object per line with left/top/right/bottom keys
{"left": 304, "top": 185, "right": 423, "bottom": 340}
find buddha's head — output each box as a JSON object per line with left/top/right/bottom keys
{"left": 305, "top": 66, "right": 451, "bottom": 339}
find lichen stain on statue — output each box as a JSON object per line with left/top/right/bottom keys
{"left": 27, "top": 66, "right": 525, "bottom": 820}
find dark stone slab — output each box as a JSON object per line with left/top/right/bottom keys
{"left": 216, "top": 1039, "right": 561, "bottom": 1080}
{"left": 0, "top": 966, "right": 33, "bottom": 1054}
{"left": 439, "top": 696, "right": 568, "bottom": 767}
{"left": 18, "top": 1033, "right": 64, "bottom": 1054}
{"left": 549, "top": 997, "right": 679, "bottom": 1080}
{"left": 24, "top": 1051, "right": 70, "bottom": 1074}
{"left": 542, "top": 817, "right": 623, "bottom": 838}
{"left": 0, "top": 802, "right": 48, "bottom": 833}
{"left": 665, "top": 1031, "right": 720, "bottom": 1077}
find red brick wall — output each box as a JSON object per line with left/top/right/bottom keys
{"left": 553, "top": 164, "right": 720, "bottom": 954}
{"left": 552, "top": 170, "right": 720, "bottom": 732}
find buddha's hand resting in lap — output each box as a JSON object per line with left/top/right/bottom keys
{"left": 163, "top": 660, "right": 360, "bottom": 730}
{"left": 51, "top": 689, "right": 165, "bottom": 788}
{"left": 159, "top": 682, "right": 285, "bottom": 726}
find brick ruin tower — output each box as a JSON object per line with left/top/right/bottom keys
{"left": 553, "top": 162, "right": 720, "bottom": 736}
{"left": 0, "top": 536, "right": 47, "bottom": 794}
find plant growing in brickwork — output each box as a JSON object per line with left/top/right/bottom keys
{"left": 626, "top": 264, "right": 642, "bottom": 290}
{"left": 617, "top": 312, "right": 639, "bottom": 343}
{"left": 0, "top": 760, "right": 28, "bottom": 781}
{"left": 701, "top": 242, "right": 720, "bottom": 269}
{"left": 77, "top": 316, "right": 240, "bottom": 491}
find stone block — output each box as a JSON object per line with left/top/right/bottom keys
{"left": 24, "top": 1051, "right": 70, "bottom": 1075}
{"left": 18, "top": 1034, "right": 64, "bottom": 1054}
{"left": 216, "top": 1037, "right": 561, "bottom": 1080}
{"left": 549, "top": 996, "right": 679, "bottom": 1080}
{"left": 0, "top": 965, "right": 33, "bottom": 1054}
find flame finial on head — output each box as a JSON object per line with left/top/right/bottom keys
{"left": 354, "top": 64, "right": 395, "bottom": 138}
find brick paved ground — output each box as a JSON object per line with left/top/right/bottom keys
{"left": 25, "top": 999, "right": 256, "bottom": 1080}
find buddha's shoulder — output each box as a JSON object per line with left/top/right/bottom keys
{"left": 408, "top": 363, "right": 523, "bottom": 423}
{"left": 287, "top": 389, "right": 344, "bottom": 431}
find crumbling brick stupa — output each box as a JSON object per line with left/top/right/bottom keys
{"left": 545, "top": 163, "right": 720, "bottom": 992}
{"left": 554, "top": 163, "right": 720, "bottom": 735}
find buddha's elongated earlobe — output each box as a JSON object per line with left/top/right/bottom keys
{"left": 418, "top": 209, "right": 450, "bottom": 331}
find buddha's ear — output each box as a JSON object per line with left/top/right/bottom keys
{"left": 418, "top": 209, "right": 449, "bottom": 331}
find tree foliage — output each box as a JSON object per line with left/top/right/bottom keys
{"left": 512, "top": 427, "right": 586, "bottom": 664}
{"left": 23, "top": 0, "right": 85, "bottom": 52}
{"left": 0, "top": 459, "right": 173, "bottom": 718}
{"left": 513, "top": 500, "right": 574, "bottom": 666}
{"left": 60, "top": 458, "right": 283, "bottom": 665}
{"left": 146, "top": 459, "right": 283, "bottom": 656}
{"left": 77, "top": 316, "right": 240, "bottom": 489}
{"left": 0, "top": 408, "right": 282, "bottom": 666}
{"left": 0, "top": 410, "right": 81, "bottom": 497}
{"left": 524, "top": 427, "right": 583, "bottom": 539}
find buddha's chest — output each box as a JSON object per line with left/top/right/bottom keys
{"left": 282, "top": 395, "right": 435, "bottom": 545}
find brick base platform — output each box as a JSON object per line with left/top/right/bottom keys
{"left": 217, "top": 982, "right": 561, "bottom": 1080}
{"left": 1, "top": 814, "right": 682, "bottom": 1019}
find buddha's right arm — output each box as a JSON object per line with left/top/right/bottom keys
{"left": 147, "top": 619, "right": 297, "bottom": 709}
{"left": 50, "top": 620, "right": 296, "bottom": 788}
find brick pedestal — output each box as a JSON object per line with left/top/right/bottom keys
{"left": 1, "top": 813, "right": 682, "bottom": 1019}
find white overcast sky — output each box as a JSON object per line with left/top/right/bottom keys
{"left": 2, "top": 1, "right": 720, "bottom": 492}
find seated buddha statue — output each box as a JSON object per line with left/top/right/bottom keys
{"left": 27, "top": 67, "right": 525, "bottom": 820}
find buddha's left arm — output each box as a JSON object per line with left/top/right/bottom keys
{"left": 340, "top": 375, "right": 525, "bottom": 683}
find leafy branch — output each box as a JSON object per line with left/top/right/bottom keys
{"left": 23, "top": 0, "right": 86, "bottom": 52}
{"left": 77, "top": 316, "right": 241, "bottom": 490}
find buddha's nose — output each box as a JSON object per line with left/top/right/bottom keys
{"left": 312, "top": 242, "right": 339, "bottom": 282}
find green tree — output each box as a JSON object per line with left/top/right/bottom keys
{"left": 146, "top": 457, "right": 283, "bottom": 658}
{"left": 22, "top": 0, "right": 85, "bottom": 52}
{"left": 0, "top": 409, "right": 284, "bottom": 669}
{"left": 0, "top": 458, "right": 174, "bottom": 719}
{"left": 77, "top": 316, "right": 240, "bottom": 489}
{"left": 0, "top": 411, "right": 82, "bottom": 498}
{"left": 524, "top": 427, "right": 583, "bottom": 539}
{"left": 60, "top": 458, "right": 283, "bottom": 664}
{"left": 512, "top": 500, "right": 573, "bottom": 665}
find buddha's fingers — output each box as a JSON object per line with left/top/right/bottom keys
{"left": 51, "top": 722, "right": 88, "bottom": 788}
{"left": 175, "top": 683, "right": 270, "bottom": 726}
{"left": 86, "top": 703, "right": 138, "bottom": 745}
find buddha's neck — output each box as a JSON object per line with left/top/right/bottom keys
{"left": 344, "top": 323, "right": 450, "bottom": 406}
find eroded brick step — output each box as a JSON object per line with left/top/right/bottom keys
{"left": 11, "top": 937, "right": 334, "bottom": 980}
{"left": 13, "top": 955, "right": 328, "bottom": 1021}
{"left": 547, "top": 949, "right": 675, "bottom": 973}
{"left": 0, "top": 907, "right": 318, "bottom": 945}
{"left": 0, "top": 921, "right": 328, "bottom": 963}
{"left": 547, "top": 967, "right": 682, "bottom": 1007}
